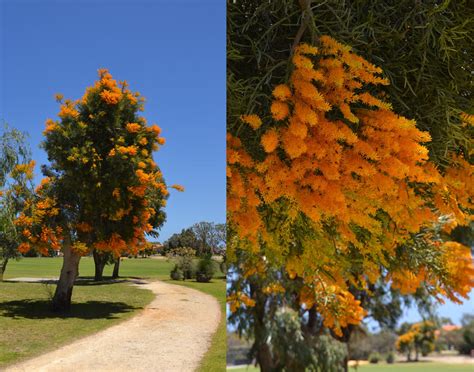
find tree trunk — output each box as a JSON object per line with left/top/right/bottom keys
{"left": 252, "top": 283, "right": 275, "bottom": 372}
{"left": 112, "top": 257, "right": 120, "bottom": 279}
{"left": 256, "top": 342, "right": 275, "bottom": 372}
{"left": 52, "top": 239, "right": 80, "bottom": 312}
{"left": 93, "top": 250, "right": 106, "bottom": 281}
{"left": 0, "top": 258, "right": 8, "bottom": 281}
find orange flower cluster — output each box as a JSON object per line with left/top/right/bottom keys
{"left": 15, "top": 193, "right": 63, "bottom": 256}
{"left": 227, "top": 36, "right": 474, "bottom": 333}
{"left": 11, "top": 160, "right": 35, "bottom": 181}
{"left": 170, "top": 184, "right": 185, "bottom": 192}
{"left": 228, "top": 291, "right": 256, "bottom": 312}
{"left": 126, "top": 123, "right": 141, "bottom": 133}
{"left": 438, "top": 242, "right": 474, "bottom": 303}
{"left": 43, "top": 119, "right": 59, "bottom": 135}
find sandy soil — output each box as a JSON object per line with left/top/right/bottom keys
{"left": 5, "top": 280, "right": 221, "bottom": 372}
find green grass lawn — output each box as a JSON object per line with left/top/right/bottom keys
{"left": 356, "top": 362, "right": 474, "bottom": 371}
{"left": 1, "top": 257, "right": 226, "bottom": 371}
{"left": 227, "top": 362, "right": 474, "bottom": 372}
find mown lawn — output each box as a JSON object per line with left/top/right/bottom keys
{"left": 1, "top": 257, "right": 226, "bottom": 371}
{"left": 227, "top": 362, "right": 474, "bottom": 372}
{"left": 356, "top": 362, "right": 474, "bottom": 371}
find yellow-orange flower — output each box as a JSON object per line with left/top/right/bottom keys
{"left": 126, "top": 123, "right": 141, "bottom": 133}
{"left": 271, "top": 101, "right": 290, "bottom": 121}
{"left": 171, "top": 184, "right": 184, "bottom": 192}
{"left": 241, "top": 114, "right": 262, "bottom": 130}
{"left": 100, "top": 89, "right": 121, "bottom": 105}
{"left": 261, "top": 129, "right": 279, "bottom": 153}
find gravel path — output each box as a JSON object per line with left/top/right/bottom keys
{"left": 5, "top": 280, "right": 221, "bottom": 372}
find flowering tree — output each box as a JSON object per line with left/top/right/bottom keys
{"left": 15, "top": 69, "right": 181, "bottom": 311}
{"left": 397, "top": 321, "right": 437, "bottom": 361}
{"left": 227, "top": 1, "right": 473, "bottom": 369}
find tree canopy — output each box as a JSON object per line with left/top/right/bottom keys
{"left": 14, "top": 69, "right": 179, "bottom": 309}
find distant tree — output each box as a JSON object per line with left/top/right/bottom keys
{"left": 192, "top": 221, "right": 226, "bottom": 256}
{"left": 162, "top": 227, "right": 198, "bottom": 255}
{"left": 348, "top": 328, "right": 397, "bottom": 361}
{"left": 162, "top": 222, "right": 226, "bottom": 257}
{"left": 458, "top": 313, "right": 474, "bottom": 355}
{"left": 396, "top": 321, "right": 437, "bottom": 361}
{"left": 0, "top": 123, "right": 33, "bottom": 280}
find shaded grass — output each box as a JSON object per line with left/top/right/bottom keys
{"left": 0, "top": 280, "right": 154, "bottom": 368}
{"left": 2, "top": 257, "right": 226, "bottom": 371}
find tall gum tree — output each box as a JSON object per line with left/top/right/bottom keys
{"left": 15, "top": 69, "right": 182, "bottom": 311}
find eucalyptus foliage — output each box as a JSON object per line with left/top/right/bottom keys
{"left": 0, "top": 123, "right": 32, "bottom": 279}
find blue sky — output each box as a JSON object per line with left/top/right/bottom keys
{"left": 0, "top": 0, "right": 225, "bottom": 241}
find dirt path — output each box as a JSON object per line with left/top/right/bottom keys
{"left": 5, "top": 280, "right": 221, "bottom": 372}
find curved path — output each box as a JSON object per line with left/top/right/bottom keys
{"left": 6, "top": 280, "right": 221, "bottom": 372}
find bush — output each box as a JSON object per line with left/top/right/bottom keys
{"left": 386, "top": 352, "right": 395, "bottom": 364}
{"left": 195, "top": 257, "right": 216, "bottom": 282}
{"left": 368, "top": 352, "right": 381, "bottom": 364}
{"left": 170, "top": 265, "right": 183, "bottom": 281}
{"left": 167, "top": 247, "right": 196, "bottom": 280}
{"left": 180, "top": 258, "right": 196, "bottom": 279}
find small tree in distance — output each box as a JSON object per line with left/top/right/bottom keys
{"left": 15, "top": 69, "right": 182, "bottom": 311}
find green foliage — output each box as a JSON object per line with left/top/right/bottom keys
{"left": 167, "top": 247, "right": 196, "bottom": 280}
{"left": 386, "top": 351, "right": 395, "bottom": 364}
{"left": 195, "top": 257, "right": 216, "bottom": 283}
{"left": 459, "top": 314, "right": 474, "bottom": 355}
{"left": 368, "top": 352, "right": 382, "bottom": 364}
{"left": 0, "top": 123, "right": 33, "bottom": 278}
{"left": 170, "top": 265, "right": 184, "bottom": 281}
{"left": 267, "top": 307, "right": 346, "bottom": 371}
{"left": 162, "top": 222, "right": 226, "bottom": 257}
{"left": 349, "top": 329, "right": 397, "bottom": 361}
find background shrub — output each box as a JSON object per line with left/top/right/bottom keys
{"left": 368, "top": 352, "right": 381, "bottom": 364}
{"left": 386, "top": 352, "right": 395, "bottom": 364}
{"left": 196, "top": 257, "right": 215, "bottom": 283}
{"left": 170, "top": 265, "right": 183, "bottom": 281}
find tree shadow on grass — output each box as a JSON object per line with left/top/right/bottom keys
{"left": 4, "top": 277, "right": 148, "bottom": 287}
{"left": 0, "top": 299, "right": 140, "bottom": 320}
